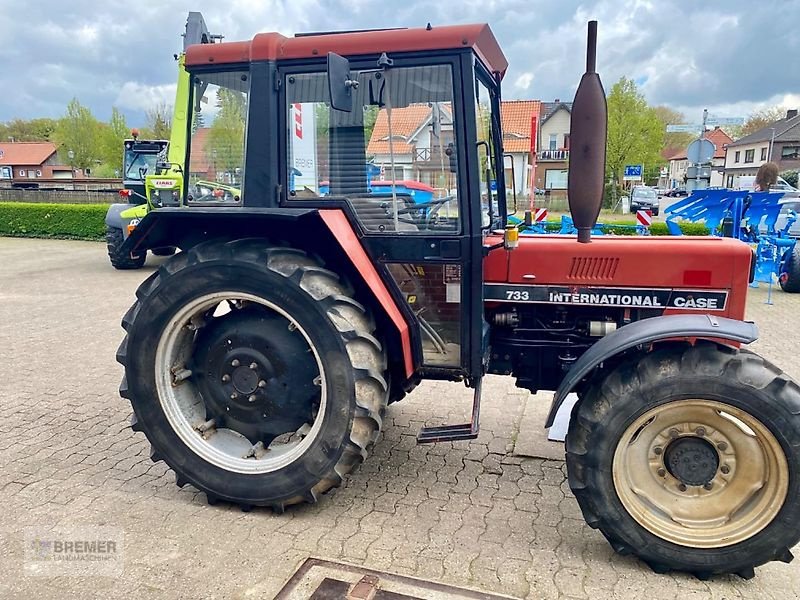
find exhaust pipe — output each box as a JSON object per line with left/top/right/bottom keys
{"left": 567, "top": 21, "right": 607, "bottom": 243}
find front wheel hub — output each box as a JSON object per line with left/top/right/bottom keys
{"left": 664, "top": 436, "right": 720, "bottom": 487}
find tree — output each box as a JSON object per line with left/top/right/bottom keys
{"left": 782, "top": 170, "right": 799, "bottom": 188}
{"left": 54, "top": 98, "right": 101, "bottom": 171}
{"left": 97, "top": 107, "right": 128, "bottom": 173}
{"left": 206, "top": 88, "right": 247, "bottom": 179}
{"left": 144, "top": 102, "right": 173, "bottom": 140}
{"left": 605, "top": 77, "right": 665, "bottom": 195}
{"left": 731, "top": 105, "right": 787, "bottom": 139}
{"left": 653, "top": 106, "right": 693, "bottom": 153}
{"left": 0, "top": 118, "right": 58, "bottom": 142}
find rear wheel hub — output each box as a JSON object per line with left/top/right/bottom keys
{"left": 192, "top": 306, "right": 320, "bottom": 446}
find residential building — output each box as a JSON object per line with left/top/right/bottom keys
{"left": 723, "top": 109, "right": 800, "bottom": 188}
{"left": 500, "top": 100, "right": 540, "bottom": 196}
{"left": 667, "top": 127, "right": 732, "bottom": 188}
{"left": 534, "top": 101, "right": 572, "bottom": 197}
{"left": 0, "top": 142, "right": 73, "bottom": 182}
{"left": 365, "top": 100, "right": 542, "bottom": 196}
{"left": 366, "top": 104, "right": 453, "bottom": 187}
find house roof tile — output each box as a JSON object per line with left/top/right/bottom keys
{"left": 367, "top": 104, "right": 433, "bottom": 155}
{"left": 501, "top": 100, "right": 541, "bottom": 153}
{"left": 668, "top": 128, "right": 733, "bottom": 160}
{"left": 0, "top": 142, "right": 57, "bottom": 166}
{"left": 365, "top": 100, "right": 542, "bottom": 156}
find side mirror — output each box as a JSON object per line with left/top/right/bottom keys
{"left": 327, "top": 52, "right": 357, "bottom": 112}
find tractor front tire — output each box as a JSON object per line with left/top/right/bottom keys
{"left": 106, "top": 226, "right": 146, "bottom": 270}
{"left": 117, "top": 239, "right": 388, "bottom": 512}
{"left": 566, "top": 343, "right": 800, "bottom": 579}
{"left": 779, "top": 245, "right": 800, "bottom": 293}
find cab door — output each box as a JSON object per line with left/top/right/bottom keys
{"left": 280, "top": 53, "right": 486, "bottom": 380}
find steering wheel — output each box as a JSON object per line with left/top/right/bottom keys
{"left": 393, "top": 195, "right": 455, "bottom": 226}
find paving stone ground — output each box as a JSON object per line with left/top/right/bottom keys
{"left": 1, "top": 237, "right": 799, "bottom": 599}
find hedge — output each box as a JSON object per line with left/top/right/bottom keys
{"left": 0, "top": 202, "right": 711, "bottom": 242}
{"left": 0, "top": 202, "right": 110, "bottom": 240}
{"left": 539, "top": 220, "right": 709, "bottom": 236}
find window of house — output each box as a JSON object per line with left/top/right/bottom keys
{"left": 734, "top": 151, "right": 740, "bottom": 163}
{"left": 549, "top": 133, "right": 558, "bottom": 151}
{"left": 726, "top": 174, "right": 734, "bottom": 188}
{"left": 563, "top": 133, "right": 570, "bottom": 150}
{"left": 744, "top": 149, "right": 755, "bottom": 163}
{"left": 761, "top": 147, "right": 768, "bottom": 161}
{"left": 782, "top": 146, "right": 800, "bottom": 160}
{"left": 186, "top": 70, "right": 249, "bottom": 204}
{"left": 545, "top": 169, "right": 568, "bottom": 189}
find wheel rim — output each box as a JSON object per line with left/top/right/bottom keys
{"left": 155, "top": 291, "right": 327, "bottom": 475}
{"left": 612, "top": 399, "right": 788, "bottom": 548}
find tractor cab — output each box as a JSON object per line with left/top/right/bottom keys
{"left": 177, "top": 25, "right": 512, "bottom": 391}
{"left": 122, "top": 135, "right": 168, "bottom": 201}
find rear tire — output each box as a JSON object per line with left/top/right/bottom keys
{"left": 779, "top": 245, "right": 800, "bottom": 293}
{"left": 566, "top": 343, "right": 800, "bottom": 578}
{"left": 106, "top": 226, "right": 146, "bottom": 270}
{"left": 117, "top": 239, "right": 388, "bottom": 511}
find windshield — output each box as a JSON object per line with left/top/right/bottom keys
{"left": 633, "top": 187, "right": 656, "bottom": 199}
{"left": 123, "top": 151, "right": 160, "bottom": 180}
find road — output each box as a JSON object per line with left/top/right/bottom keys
{"left": 0, "top": 237, "right": 799, "bottom": 599}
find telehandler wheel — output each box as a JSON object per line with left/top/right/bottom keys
{"left": 566, "top": 342, "right": 800, "bottom": 579}
{"left": 117, "top": 239, "right": 389, "bottom": 512}
{"left": 151, "top": 246, "right": 177, "bottom": 257}
{"left": 779, "top": 245, "right": 800, "bottom": 293}
{"left": 106, "top": 226, "right": 146, "bottom": 270}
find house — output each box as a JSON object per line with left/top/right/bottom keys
{"left": 667, "top": 127, "right": 732, "bottom": 188}
{"left": 534, "top": 101, "right": 572, "bottom": 197}
{"left": 500, "top": 100, "right": 540, "bottom": 196}
{"left": 0, "top": 142, "right": 73, "bottom": 182}
{"left": 365, "top": 100, "right": 542, "bottom": 196}
{"left": 366, "top": 104, "right": 453, "bottom": 187}
{"left": 723, "top": 109, "right": 800, "bottom": 188}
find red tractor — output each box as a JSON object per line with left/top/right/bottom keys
{"left": 117, "top": 21, "right": 800, "bottom": 579}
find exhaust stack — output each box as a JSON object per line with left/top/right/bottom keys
{"left": 567, "top": 21, "right": 607, "bottom": 243}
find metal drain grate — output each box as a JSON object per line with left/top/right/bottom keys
{"left": 275, "top": 558, "right": 520, "bottom": 600}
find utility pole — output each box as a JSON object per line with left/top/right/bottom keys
{"left": 769, "top": 128, "right": 776, "bottom": 161}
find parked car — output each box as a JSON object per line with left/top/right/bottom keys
{"left": 629, "top": 186, "right": 660, "bottom": 215}
{"left": 664, "top": 187, "right": 688, "bottom": 198}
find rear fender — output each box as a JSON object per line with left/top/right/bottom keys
{"left": 545, "top": 314, "right": 759, "bottom": 427}
{"left": 120, "top": 207, "right": 415, "bottom": 379}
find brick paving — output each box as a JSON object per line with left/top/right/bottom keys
{"left": 0, "top": 237, "right": 799, "bottom": 599}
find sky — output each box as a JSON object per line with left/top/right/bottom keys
{"left": 1, "top": 0, "right": 798, "bottom": 127}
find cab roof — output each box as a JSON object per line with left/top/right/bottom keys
{"left": 185, "top": 23, "right": 508, "bottom": 78}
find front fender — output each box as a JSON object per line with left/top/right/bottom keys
{"left": 105, "top": 203, "right": 147, "bottom": 232}
{"left": 545, "top": 314, "right": 759, "bottom": 427}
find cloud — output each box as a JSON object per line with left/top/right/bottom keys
{"left": 0, "top": 0, "right": 798, "bottom": 127}
{"left": 114, "top": 83, "right": 178, "bottom": 113}
{"left": 514, "top": 73, "right": 534, "bottom": 91}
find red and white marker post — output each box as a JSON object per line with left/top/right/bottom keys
{"left": 636, "top": 209, "right": 652, "bottom": 229}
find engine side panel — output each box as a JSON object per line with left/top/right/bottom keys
{"left": 482, "top": 233, "right": 754, "bottom": 393}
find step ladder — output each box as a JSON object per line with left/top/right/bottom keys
{"left": 416, "top": 377, "right": 482, "bottom": 443}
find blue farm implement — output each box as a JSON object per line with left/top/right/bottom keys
{"left": 664, "top": 189, "right": 799, "bottom": 292}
